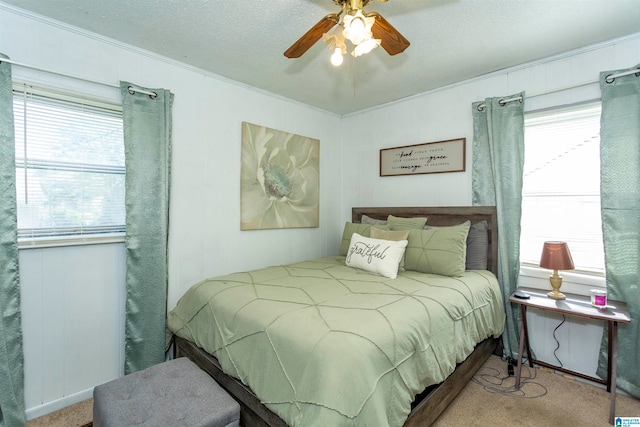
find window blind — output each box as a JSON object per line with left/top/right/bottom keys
{"left": 13, "top": 84, "right": 125, "bottom": 239}
{"left": 521, "top": 103, "right": 604, "bottom": 273}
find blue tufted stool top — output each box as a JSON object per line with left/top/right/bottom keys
{"left": 93, "top": 357, "right": 240, "bottom": 427}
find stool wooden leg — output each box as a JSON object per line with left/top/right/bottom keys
{"left": 515, "top": 314, "right": 526, "bottom": 389}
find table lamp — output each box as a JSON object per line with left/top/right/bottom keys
{"left": 539, "top": 241, "right": 575, "bottom": 300}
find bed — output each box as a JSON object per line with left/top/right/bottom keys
{"left": 168, "top": 206, "right": 505, "bottom": 426}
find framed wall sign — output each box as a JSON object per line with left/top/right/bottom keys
{"left": 380, "top": 138, "right": 466, "bottom": 176}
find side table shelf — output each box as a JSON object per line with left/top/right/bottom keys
{"left": 509, "top": 287, "right": 630, "bottom": 425}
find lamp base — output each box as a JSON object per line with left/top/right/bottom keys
{"left": 547, "top": 270, "right": 566, "bottom": 300}
{"left": 547, "top": 290, "right": 566, "bottom": 300}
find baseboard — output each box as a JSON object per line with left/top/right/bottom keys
{"left": 26, "top": 387, "right": 94, "bottom": 421}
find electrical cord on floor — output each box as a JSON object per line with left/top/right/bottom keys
{"left": 471, "top": 358, "right": 548, "bottom": 399}
{"left": 553, "top": 314, "right": 566, "bottom": 368}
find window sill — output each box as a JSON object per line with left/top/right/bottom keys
{"left": 18, "top": 233, "right": 125, "bottom": 249}
{"left": 519, "top": 263, "right": 605, "bottom": 296}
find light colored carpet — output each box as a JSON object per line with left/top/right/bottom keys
{"left": 26, "top": 398, "right": 92, "bottom": 427}
{"left": 434, "top": 355, "right": 640, "bottom": 427}
{"left": 26, "top": 355, "right": 640, "bottom": 426}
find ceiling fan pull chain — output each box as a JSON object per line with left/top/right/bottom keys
{"left": 353, "top": 57, "right": 357, "bottom": 97}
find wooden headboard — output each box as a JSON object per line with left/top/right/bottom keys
{"left": 352, "top": 206, "right": 498, "bottom": 276}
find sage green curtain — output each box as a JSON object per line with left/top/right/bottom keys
{"left": 472, "top": 92, "right": 525, "bottom": 359}
{"left": 121, "top": 82, "right": 173, "bottom": 374}
{"left": 0, "top": 55, "right": 26, "bottom": 427}
{"left": 596, "top": 66, "right": 640, "bottom": 398}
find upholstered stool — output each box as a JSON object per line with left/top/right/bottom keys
{"left": 93, "top": 357, "right": 240, "bottom": 427}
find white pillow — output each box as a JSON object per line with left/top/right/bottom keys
{"left": 345, "top": 233, "right": 408, "bottom": 279}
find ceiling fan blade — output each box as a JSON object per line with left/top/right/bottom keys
{"left": 366, "top": 12, "right": 410, "bottom": 55}
{"left": 284, "top": 14, "right": 339, "bottom": 58}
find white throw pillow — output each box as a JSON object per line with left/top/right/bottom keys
{"left": 345, "top": 233, "right": 408, "bottom": 279}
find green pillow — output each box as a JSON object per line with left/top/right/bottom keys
{"left": 340, "top": 222, "right": 374, "bottom": 256}
{"left": 386, "top": 215, "right": 427, "bottom": 230}
{"left": 424, "top": 221, "right": 489, "bottom": 270}
{"left": 404, "top": 223, "right": 470, "bottom": 276}
{"left": 361, "top": 214, "right": 388, "bottom": 226}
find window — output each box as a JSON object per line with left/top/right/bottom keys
{"left": 520, "top": 103, "right": 604, "bottom": 274}
{"left": 13, "top": 83, "right": 125, "bottom": 240}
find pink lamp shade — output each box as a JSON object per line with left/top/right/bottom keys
{"left": 539, "top": 241, "right": 575, "bottom": 271}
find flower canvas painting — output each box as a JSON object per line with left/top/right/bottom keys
{"left": 241, "top": 122, "right": 319, "bottom": 230}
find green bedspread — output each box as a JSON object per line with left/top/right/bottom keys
{"left": 167, "top": 256, "right": 505, "bottom": 426}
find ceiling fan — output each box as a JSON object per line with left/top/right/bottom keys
{"left": 284, "top": 0, "right": 410, "bottom": 62}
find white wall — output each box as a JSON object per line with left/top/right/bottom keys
{"left": 1, "top": 3, "right": 343, "bottom": 419}
{"left": 19, "top": 244, "right": 126, "bottom": 418}
{"left": 341, "top": 32, "right": 640, "bottom": 382}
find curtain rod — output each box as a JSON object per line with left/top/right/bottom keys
{"left": 476, "top": 95, "right": 523, "bottom": 111}
{"left": 0, "top": 57, "right": 157, "bottom": 97}
{"left": 604, "top": 66, "right": 640, "bottom": 83}
{"left": 476, "top": 66, "right": 640, "bottom": 111}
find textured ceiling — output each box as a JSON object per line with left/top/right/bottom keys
{"left": 2, "top": 0, "right": 640, "bottom": 115}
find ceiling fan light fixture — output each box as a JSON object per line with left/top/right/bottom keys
{"left": 342, "top": 10, "right": 374, "bottom": 45}
{"left": 351, "top": 37, "right": 381, "bottom": 57}
{"left": 323, "top": 27, "right": 346, "bottom": 66}
{"left": 323, "top": 27, "right": 346, "bottom": 50}
{"left": 330, "top": 48, "right": 344, "bottom": 66}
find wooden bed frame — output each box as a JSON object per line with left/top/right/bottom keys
{"left": 175, "top": 206, "right": 501, "bottom": 426}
